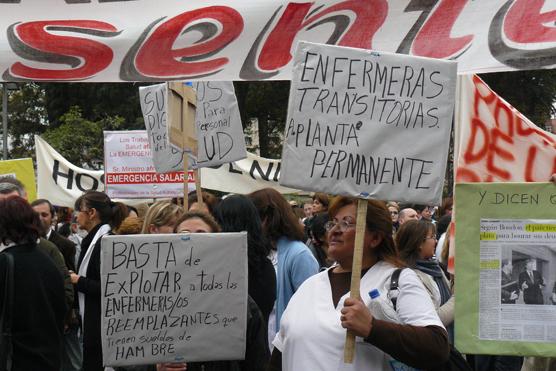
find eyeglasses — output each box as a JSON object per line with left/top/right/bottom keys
{"left": 325, "top": 220, "right": 356, "bottom": 232}
{"left": 424, "top": 236, "right": 437, "bottom": 241}
{"left": 390, "top": 211, "right": 398, "bottom": 215}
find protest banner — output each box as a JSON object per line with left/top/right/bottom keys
{"left": 193, "top": 81, "right": 247, "bottom": 167}
{"left": 104, "top": 131, "right": 196, "bottom": 199}
{"left": 455, "top": 182, "right": 556, "bottom": 357}
{"left": 280, "top": 41, "right": 457, "bottom": 205}
{"left": 139, "top": 83, "right": 195, "bottom": 174}
{"left": 455, "top": 74, "right": 556, "bottom": 183}
{"left": 36, "top": 136, "right": 298, "bottom": 207}
{"left": 0, "top": 158, "right": 36, "bottom": 201}
{"left": 100, "top": 232, "right": 248, "bottom": 366}
{"left": 0, "top": 1, "right": 553, "bottom": 82}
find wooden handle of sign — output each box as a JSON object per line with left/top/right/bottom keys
{"left": 343, "top": 198, "right": 368, "bottom": 364}
{"left": 195, "top": 169, "right": 204, "bottom": 207}
{"left": 183, "top": 153, "right": 188, "bottom": 210}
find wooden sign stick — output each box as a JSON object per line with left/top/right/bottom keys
{"left": 183, "top": 153, "right": 189, "bottom": 210}
{"left": 343, "top": 198, "right": 368, "bottom": 364}
{"left": 195, "top": 169, "right": 204, "bottom": 208}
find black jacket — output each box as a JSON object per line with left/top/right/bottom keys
{"left": 0, "top": 243, "right": 66, "bottom": 371}
{"left": 49, "top": 230, "right": 77, "bottom": 272}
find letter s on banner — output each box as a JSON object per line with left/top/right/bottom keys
{"left": 5, "top": 20, "right": 120, "bottom": 80}
{"left": 122, "top": 6, "right": 243, "bottom": 80}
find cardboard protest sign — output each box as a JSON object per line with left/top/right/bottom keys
{"left": 139, "top": 83, "right": 196, "bottom": 173}
{"left": 280, "top": 41, "right": 457, "bottom": 204}
{"left": 1, "top": 1, "right": 552, "bottom": 83}
{"left": 100, "top": 232, "right": 248, "bottom": 366}
{"left": 193, "top": 81, "right": 247, "bottom": 167}
{"left": 104, "top": 131, "right": 196, "bottom": 199}
{"left": 0, "top": 158, "right": 36, "bottom": 201}
{"left": 455, "top": 182, "right": 556, "bottom": 357}
{"left": 455, "top": 74, "right": 556, "bottom": 183}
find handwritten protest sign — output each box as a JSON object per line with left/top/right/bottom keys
{"left": 139, "top": 83, "right": 197, "bottom": 173}
{"left": 279, "top": 41, "right": 457, "bottom": 204}
{"left": 193, "top": 81, "right": 247, "bottom": 167}
{"left": 455, "top": 182, "right": 556, "bottom": 357}
{"left": 104, "top": 131, "right": 195, "bottom": 199}
{"left": 100, "top": 233, "right": 248, "bottom": 366}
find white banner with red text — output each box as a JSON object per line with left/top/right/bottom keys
{"left": 35, "top": 135, "right": 298, "bottom": 207}
{"left": 2, "top": 0, "right": 555, "bottom": 82}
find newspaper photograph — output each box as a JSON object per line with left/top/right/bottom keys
{"left": 479, "top": 219, "right": 556, "bottom": 342}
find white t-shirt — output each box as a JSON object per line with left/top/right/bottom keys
{"left": 273, "top": 261, "right": 444, "bottom": 371}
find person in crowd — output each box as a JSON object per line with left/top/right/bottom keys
{"left": 0, "top": 177, "right": 74, "bottom": 316}
{"left": 114, "top": 216, "right": 143, "bottom": 235}
{"left": 306, "top": 212, "right": 331, "bottom": 269}
{"left": 141, "top": 201, "right": 184, "bottom": 234}
{"left": 31, "top": 199, "right": 81, "bottom": 371}
{"left": 268, "top": 197, "right": 449, "bottom": 370}
{"left": 214, "top": 194, "right": 276, "bottom": 324}
{"left": 438, "top": 197, "right": 453, "bottom": 218}
{"left": 302, "top": 199, "right": 313, "bottom": 222}
{"left": 155, "top": 211, "right": 269, "bottom": 371}
{"left": 395, "top": 220, "right": 454, "bottom": 341}
{"left": 386, "top": 202, "right": 400, "bottom": 233}
{"left": 415, "top": 204, "right": 436, "bottom": 223}
{"left": 69, "top": 191, "right": 127, "bottom": 371}
{"left": 249, "top": 188, "right": 319, "bottom": 337}
{"left": 398, "top": 207, "right": 418, "bottom": 225}
{"left": 0, "top": 196, "right": 66, "bottom": 371}
{"left": 187, "top": 190, "right": 220, "bottom": 216}
{"left": 518, "top": 258, "right": 545, "bottom": 304}
{"left": 501, "top": 259, "right": 519, "bottom": 304}
{"left": 434, "top": 214, "right": 452, "bottom": 262}
{"left": 311, "top": 192, "right": 329, "bottom": 214}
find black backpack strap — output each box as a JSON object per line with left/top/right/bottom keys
{"left": 388, "top": 268, "right": 404, "bottom": 311}
{"left": 1, "top": 251, "right": 15, "bottom": 371}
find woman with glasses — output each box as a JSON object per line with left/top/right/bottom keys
{"left": 269, "top": 197, "right": 448, "bottom": 370}
{"left": 70, "top": 191, "right": 128, "bottom": 371}
{"left": 395, "top": 219, "right": 454, "bottom": 339}
{"left": 386, "top": 202, "right": 400, "bottom": 233}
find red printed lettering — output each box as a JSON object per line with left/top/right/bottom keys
{"left": 7, "top": 20, "right": 118, "bottom": 80}
{"left": 504, "top": 0, "right": 556, "bottom": 43}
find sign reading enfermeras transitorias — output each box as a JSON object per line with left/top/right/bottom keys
{"left": 280, "top": 42, "right": 456, "bottom": 204}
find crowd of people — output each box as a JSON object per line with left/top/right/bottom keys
{"left": 1, "top": 174, "right": 555, "bottom": 371}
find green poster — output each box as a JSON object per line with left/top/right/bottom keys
{"left": 455, "top": 182, "right": 556, "bottom": 356}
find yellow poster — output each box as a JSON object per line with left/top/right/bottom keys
{"left": 0, "top": 158, "right": 36, "bottom": 201}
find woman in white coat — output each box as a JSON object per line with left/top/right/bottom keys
{"left": 268, "top": 197, "right": 449, "bottom": 371}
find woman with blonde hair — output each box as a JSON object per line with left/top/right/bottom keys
{"left": 141, "top": 201, "right": 184, "bottom": 234}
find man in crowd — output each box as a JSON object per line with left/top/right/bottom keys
{"left": 501, "top": 259, "right": 519, "bottom": 304}
{"left": 398, "top": 207, "right": 419, "bottom": 225}
{"left": 518, "top": 258, "right": 545, "bottom": 305}
{"left": 0, "top": 176, "right": 81, "bottom": 371}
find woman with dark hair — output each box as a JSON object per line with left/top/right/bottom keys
{"left": 187, "top": 190, "right": 220, "bottom": 216}
{"left": 156, "top": 211, "right": 269, "bottom": 371}
{"left": 312, "top": 192, "right": 329, "bottom": 214}
{"left": 69, "top": 191, "right": 127, "bottom": 371}
{"left": 214, "top": 194, "right": 277, "bottom": 323}
{"left": 307, "top": 212, "right": 331, "bottom": 269}
{"left": 0, "top": 197, "right": 66, "bottom": 371}
{"left": 396, "top": 219, "right": 454, "bottom": 338}
{"left": 248, "top": 188, "right": 318, "bottom": 335}
{"left": 269, "top": 197, "right": 448, "bottom": 371}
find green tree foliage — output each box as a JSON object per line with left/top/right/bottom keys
{"left": 6, "top": 83, "right": 48, "bottom": 158}
{"left": 480, "top": 70, "right": 556, "bottom": 126}
{"left": 234, "top": 81, "right": 290, "bottom": 158}
{"left": 42, "top": 83, "right": 146, "bottom": 128}
{"left": 42, "top": 106, "right": 124, "bottom": 169}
